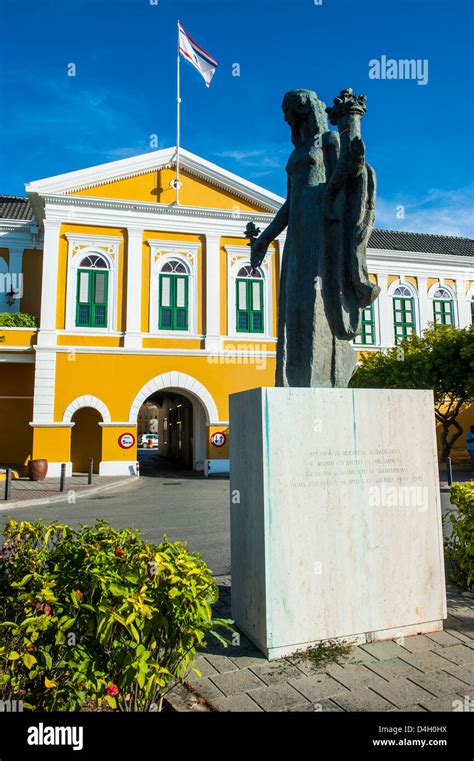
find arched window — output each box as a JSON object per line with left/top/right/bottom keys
{"left": 354, "top": 303, "right": 376, "bottom": 345}
{"left": 432, "top": 286, "right": 454, "bottom": 325}
{"left": 392, "top": 284, "right": 416, "bottom": 343}
{"left": 236, "top": 265, "right": 264, "bottom": 333}
{"left": 159, "top": 259, "right": 189, "bottom": 330}
{"left": 76, "top": 254, "right": 109, "bottom": 328}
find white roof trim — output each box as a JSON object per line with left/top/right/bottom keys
{"left": 25, "top": 146, "right": 285, "bottom": 212}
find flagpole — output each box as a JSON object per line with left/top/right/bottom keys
{"left": 176, "top": 19, "right": 181, "bottom": 205}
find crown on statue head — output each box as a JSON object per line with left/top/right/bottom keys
{"left": 325, "top": 88, "right": 367, "bottom": 125}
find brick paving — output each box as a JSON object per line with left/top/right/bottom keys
{"left": 185, "top": 579, "right": 474, "bottom": 712}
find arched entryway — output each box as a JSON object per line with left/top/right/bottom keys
{"left": 71, "top": 407, "right": 102, "bottom": 473}
{"left": 136, "top": 389, "right": 206, "bottom": 472}
{"left": 130, "top": 372, "right": 218, "bottom": 473}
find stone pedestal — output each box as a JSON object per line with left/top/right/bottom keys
{"left": 229, "top": 388, "right": 446, "bottom": 660}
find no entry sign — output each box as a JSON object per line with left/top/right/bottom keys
{"left": 210, "top": 432, "right": 226, "bottom": 448}
{"left": 118, "top": 432, "right": 136, "bottom": 449}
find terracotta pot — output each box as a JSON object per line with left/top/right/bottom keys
{"left": 28, "top": 459, "right": 48, "bottom": 481}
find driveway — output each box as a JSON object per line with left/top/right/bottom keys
{"left": 0, "top": 451, "right": 231, "bottom": 576}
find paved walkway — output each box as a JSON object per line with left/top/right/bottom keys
{"left": 0, "top": 473, "right": 137, "bottom": 509}
{"left": 186, "top": 580, "right": 474, "bottom": 712}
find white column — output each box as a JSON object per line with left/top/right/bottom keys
{"left": 376, "top": 273, "right": 393, "bottom": 348}
{"left": 455, "top": 276, "right": 470, "bottom": 327}
{"left": 124, "top": 226, "right": 143, "bottom": 349}
{"left": 31, "top": 350, "right": 57, "bottom": 423}
{"left": 417, "top": 275, "right": 430, "bottom": 333}
{"left": 205, "top": 233, "right": 221, "bottom": 352}
{"left": 37, "top": 219, "right": 61, "bottom": 347}
{"left": 6, "top": 246, "right": 25, "bottom": 313}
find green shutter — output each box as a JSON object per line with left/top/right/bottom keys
{"left": 159, "top": 274, "right": 173, "bottom": 329}
{"left": 159, "top": 273, "right": 188, "bottom": 330}
{"left": 92, "top": 271, "right": 108, "bottom": 327}
{"left": 354, "top": 303, "right": 375, "bottom": 345}
{"left": 433, "top": 299, "right": 453, "bottom": 325}
{"left": 236, "top": 278, "right": 264, "bottom": 333}
{"left": 75, "top": 269, "right": 109, "bottom": 328}
{"left": 393, "top": 297, "right": 416, "bottom": 343}
{"left": 174, "top": 275, "right": 188, "bottom": 330}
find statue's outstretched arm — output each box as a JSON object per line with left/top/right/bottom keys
{"left": 251, "top": 177, "right": 290, "bottom": 268}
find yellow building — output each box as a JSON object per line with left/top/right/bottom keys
{"left": 0, "top": 147, "right": 473, "bottom": 475}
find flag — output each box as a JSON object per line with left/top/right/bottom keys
{"left": 178, "top": 22, "right": 218, "bottom": 87}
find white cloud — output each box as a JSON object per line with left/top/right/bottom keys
{"left": 215, "top": 149, "right": 266, "bottom": 161}
{"left": 376, "top": 187, "right": 474, "bottom": 238}
{"left": 214, "top": 144, "right": 287, "bottom": 169}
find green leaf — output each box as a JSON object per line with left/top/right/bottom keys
{"left": 23, "top": 653, "right": 37, "bottom": 669}
{"left": 105, "top": 695, "right": 117, "bottom": 709}
{"left": 17, "top": 573, "right": 33, "bottom": 587}
{"left": 109, "top": 584, "right": 128, "bottom": 597}
{"left": 8, "top": 651, "right": 20, "bottom": 661}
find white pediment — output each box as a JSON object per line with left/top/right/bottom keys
{"left": 25, "top": 146, "right": 284, "bottom": 212}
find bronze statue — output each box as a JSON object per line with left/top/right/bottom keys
{"left": 250, "top": 88, "right": 379, "bottom": 388}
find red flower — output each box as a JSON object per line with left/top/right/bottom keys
{"left": 114, "top": 548, "right": 124, "bottom": 557}
{"left": 106, "top": 684, "right": 119, "bottom": 696}
{"left": 75, "top": 589, "right": 84, "bottom": 599}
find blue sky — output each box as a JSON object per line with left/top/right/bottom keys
{"left": 1, "top": 0, "right": 473, "bottom": 236}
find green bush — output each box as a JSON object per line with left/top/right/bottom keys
{"left": 443, "top": 483, "right": 474, "bottom": 591}
{"left": 0, "top": 312, "right": 39, "bottom": 327}
{"left": 0, "top": 519, "right": 232, "bottom": 711}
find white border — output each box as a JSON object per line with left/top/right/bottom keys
{"left": 62, "top": 394, "right": 111, "bottom": 423}
{"left": 427, "top": 280, "right": 458, "bottom": 326}
{"left": 147, "top": 240, "right": 200, "bottom": 336}
{"left": 388, "top": 278, "right": 421, "bottom": 338}
{"left": 129, "top": 371, "right": 219, "bottom": 425}
{"left": 65, "top": 234, "right": 122, "bottom": 333}
{"left": 225, "top": 245, "right": 274, "bottom": 339}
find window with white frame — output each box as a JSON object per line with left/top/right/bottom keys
{"left": 226, "top": 246, "right": 273, "bottom": 338}
{"left": 158, "top": 259, "right": 189, "bottom": 331}
{"left": 392, "top": 284, "right": 417, "bottom": 343}
{"left": 75, "top": 254, "right": 109, "bottom": 328}
{"left": 66, "top": 234, "right": 121, "bottom": 332}
{"left": 235, "top": 265, "right": 264, "bottom": 333}
{"left": 432, "top": 286, "right": 455, "bottom": 325}
{"left": 148, "top": 241, "right": 199, "bottom": 336}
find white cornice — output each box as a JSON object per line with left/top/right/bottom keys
{"left": 225, "top": 244, "right": 275, "bottom": 258}
{"left": 147, "top": 239, "right": 201, "bottom": 253}
{"left": 0, "top": 351, "right": 35, "bottom": 362}
{"left": 41, "top": 193, "right": 275, "bottom": 223}
{"left": 0, "top": 219, "right": 38, "bottom": 234}
{"left": 64, "top": 232, "right": 123, "bottom": 245}
{"left": 25, "top": 146, "right": 284, "bottom": 214}
{"left": 367, "top": 248, "right": 473, "bottom": 271}
{"left": 34, "top": 345, "right": 277, "bottom": 357}
{"left": 36, "top": 197, "right": 274, "bottom": 241}
{"left": 0, "top": 327, "right": 38, "bottom": 332}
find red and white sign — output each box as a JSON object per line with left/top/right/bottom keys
{"left": 210, "top": 432, "right": 226, "bottom": 448}
{"left": 118, "top": 432, "right": 136, "bottom": 449}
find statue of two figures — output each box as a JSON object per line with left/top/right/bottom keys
{"left": 247, "top": 88, "right": 380, "bottom": 388}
